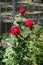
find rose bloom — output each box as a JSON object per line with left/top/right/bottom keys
{"left": 18, "top": 8, "right": 25, "bottom": 14}
{"left": 11, "top": 26, "right": 20, "bottom": 35}
{"left": 25, "top": 19, "right": 34, "bottom": 28}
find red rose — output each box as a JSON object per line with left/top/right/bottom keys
{"left": 18, "top": 8, "right": 25, "bottom": 14}
{"left": 25, "top": 19, "right": 34, "bottom": 28}
{"left": 11, "top": 26, "right": 20, "bottom": 35}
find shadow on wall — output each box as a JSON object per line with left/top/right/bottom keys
{"left": 0, "top": 21, "right": 13, "bottom": 34}
{"left": 32, "top": 0, "right": 43, "bottom": 3}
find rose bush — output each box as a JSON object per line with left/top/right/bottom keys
{"left": 1, "top": 8, "right": 43, "bottom": 65}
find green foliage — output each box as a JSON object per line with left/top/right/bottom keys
{"left": 0, "top": 45, "right": 5, "bottom": 65}
{"left": 1, "top": 13, "right": 43, "bottom": 65}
